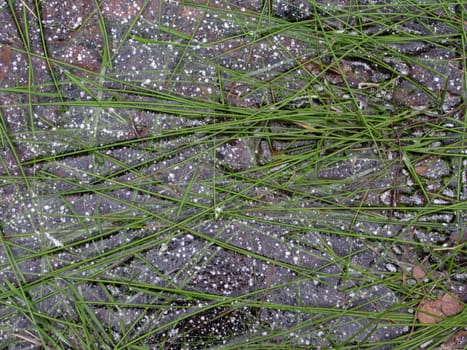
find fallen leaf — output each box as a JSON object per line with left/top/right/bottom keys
{"left": 0, "top": 44, "right": 12, "bottom": 84}
{"left": 302, "top": 60, "right": 322, "bottom": 75}
{"left": 103, "top": 0, "right": 142, "bottom": 20}
{"left": 418, "top": 293, "right": 464, "bottom": 324}
{"left": 60, "top": 44, "right": 101, "bottom": 72}
{"left": 441, "top": 293, "right": 464, "bottom": 316}
{"left": 418, "top": 296, "right": 444, "bottom": 324}
{"left": 415, "top": 165, "right": 428, "bottom": 175}
{"left": 440, "top": 330, "right": 467, "bottom": 350}
{"left": 412, "top": 265, "right": 426, "bottom": 281}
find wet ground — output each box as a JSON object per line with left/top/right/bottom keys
{"left": 0, "top": 0, "right": 466, "bottom": 349}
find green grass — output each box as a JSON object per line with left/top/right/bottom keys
{"left": 0, "top": 0, "right": 466, "bottom": 349}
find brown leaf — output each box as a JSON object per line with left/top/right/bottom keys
{"left": 61, "top": 44, "right": 101, "bottom": 72}
{"left": 418, "top": 296, "right": 445, "bottom": 324}
{"left": 103, "top": 0, "right": 143, "bottom": 20}
{"left": 412, "top": 265, "right": 426, "bottom": 281}
{"left": 418, "top": 293, "right": 465, "bottom": 324}
{"left": 415, "top": 165, "right": 428, "bottom": 175}
{"left": 441, "top": 293, "right": 464, "bottom": 316}
{"left": 302, "top": 60, "right": 322, "bottom": 75}
{"left": 440, "top": 330, "right": 467, "bottom": 350}
{"left": 325, "top": 69, "right": 344, "bottom": 84}
{"left": 0, "top": 44, "right": 12, "bottom": 84}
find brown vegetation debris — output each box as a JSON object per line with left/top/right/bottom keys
{"left": 412, "top": 265, "right": 426, "bottom": 281}
{"left": 417, "top": 293, "right": 464, "bottom": 324}
{"left": 440, "top": 330, "right": 467, "bottom": 350}
{"left": 441, "top": 293, "right": 464, "bottom": 317}
{"left": 0, "top": 44, "right": 12, "bottom": 84}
